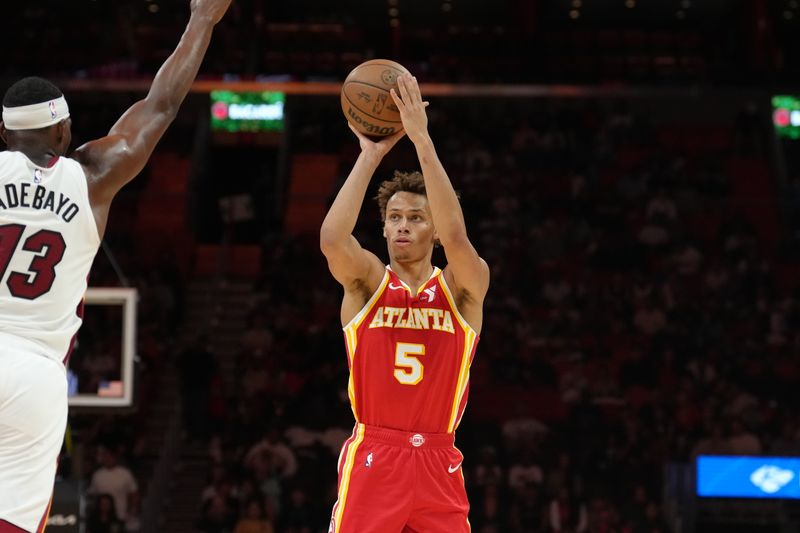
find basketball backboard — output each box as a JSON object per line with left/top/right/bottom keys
{"left": 67, "top": 287, "right": 137, "bottom": 408}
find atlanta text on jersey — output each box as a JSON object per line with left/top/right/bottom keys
{"left": 368, "top": 306, "right": 456, "bottom": 334}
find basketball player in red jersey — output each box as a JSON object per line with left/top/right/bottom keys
{"left": 320, "top": 73, "right": 490, "bottom": 532}
{"left": 0, "top": 1, "right": 231, "bottom": 531}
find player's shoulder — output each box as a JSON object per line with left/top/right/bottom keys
{"left": 0, "top": 150, "right": 21, "bottom": 165}
{"left": 440, "top": 263, "right": 488, "bottom": 303}
{"left": 59, "top": 155, "right": 84, "bottom": 169}
{"left": 46, "top": 156, "right": 90, "bottom": 184}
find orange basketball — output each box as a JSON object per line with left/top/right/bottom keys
{"left": 340, "top": 59, "right": 410, "bottom": 137}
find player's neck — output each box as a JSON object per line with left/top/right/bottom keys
{"left": 389, "top": 260, "right": 435, "bottom": 292}
{"left": 8, "top": 139, "right": 59, "bottom": 168}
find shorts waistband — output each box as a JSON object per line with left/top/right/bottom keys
{"left": 357, "top": 423, "right": 455, "bottom": 448}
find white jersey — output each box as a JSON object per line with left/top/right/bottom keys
{"left": 0, "top": 151, "right": 100, "bottom": 363}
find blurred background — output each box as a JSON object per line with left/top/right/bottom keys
{"left": 6, "top": 0, "right": 800, "bottom": 532}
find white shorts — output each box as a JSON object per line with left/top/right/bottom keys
{"left": 0, "top": 342, "right": 68, "bottom": 533}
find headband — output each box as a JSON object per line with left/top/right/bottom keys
{"left": 2, "top": 96, "right": 70, "bottom": 130}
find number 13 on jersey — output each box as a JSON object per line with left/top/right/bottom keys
{"left": 0, "top": 224, "right": 65, "bottom": 300}
{"left": 394, "top": 342, "right": 425, "bottom": 385}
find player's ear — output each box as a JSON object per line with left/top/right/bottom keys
{"left": 56, "top": 118, "right": 70, "bottom": 139}
{"left": 51, "top": 121, "right": 64, "bottom": 143}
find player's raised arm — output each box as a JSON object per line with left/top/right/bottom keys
{"left": 390, "top": 74, "right": 489, "bottom": 310}
{"left": 320, "top": 125, "right": 404, "bottom": 293}
{"left": 73, "top": 0, "right": 232, "bottom": 235}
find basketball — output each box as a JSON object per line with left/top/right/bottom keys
{"left": 340, "top": 59, "right": 410, "bottom": 137}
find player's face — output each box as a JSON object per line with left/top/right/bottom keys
{"left": 383, "top": 191, "right": 437, "bottom": 262}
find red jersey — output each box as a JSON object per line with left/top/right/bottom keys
{"left": 343, "top": 266, "right": 479, "bottom": 434}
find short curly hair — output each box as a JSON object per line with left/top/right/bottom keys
{"left": 3, "top": 76, "right": 63, "bottom": 108}
{"left": 375, "top": 170, "right": 427, "bottom": 222}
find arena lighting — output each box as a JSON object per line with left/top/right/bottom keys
{"left": 773, "top": 95, "right": 800, "bottom": 139}
{"left": 697, "top": 456, "right": 800, "bottom": 499}
{"left": 210, "top": 90, "right": 285, "bottom": 132}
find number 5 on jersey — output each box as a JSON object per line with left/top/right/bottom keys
{"left": 394, "top": 342, "right": 425, "bottom": 385}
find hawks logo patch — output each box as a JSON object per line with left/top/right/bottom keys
{"left": 420, "top": 285, "right": 437, "bottom": 303}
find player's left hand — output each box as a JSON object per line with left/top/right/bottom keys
{"left": 390, "top": 74, "right": 430, "bottom": 145}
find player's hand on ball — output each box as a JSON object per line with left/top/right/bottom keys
{"left": 391, "top": 74, "right": 430, "bottom": 145}
{"left": 348, "top": 123, "right": 405, "bottom": 158}
{"left": 191, "top": 0, "right": 233, "bottom": 24}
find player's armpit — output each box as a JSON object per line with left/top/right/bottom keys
{"left": 441, "top": 233, "right": 490, "bottom": 304}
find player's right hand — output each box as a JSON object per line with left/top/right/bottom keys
{"left": 348, "top": 123, "right": 406, "bottom": 159}
{"left": 190, "top": 0, "right": 233, "bottom": 24}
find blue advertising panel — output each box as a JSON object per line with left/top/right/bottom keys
{"left": 697, "top": 455, "right": 800, "bottom": 499}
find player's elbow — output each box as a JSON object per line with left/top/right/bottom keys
{"left": 159, "top": 103, "right": 181, "bottom": 122}
{"left": 319, "top": 227, "right": 341, "bottom": 255}
{"left": 145, "top": 95, "right": 181, "bottom": 122}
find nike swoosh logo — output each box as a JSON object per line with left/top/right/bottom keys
{"left": 388, "top": 283, "right": 405, "bottom": 290}
{"left": 448, "top": 462, "right": 462, "bottom": 474}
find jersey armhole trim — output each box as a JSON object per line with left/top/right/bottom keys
{"left": 438, "top": 272, "right": 478, "bottom": 337}
{"left": 342, "top": 269, "right": 391, "bottom": 332}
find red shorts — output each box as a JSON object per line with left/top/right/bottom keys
{"left": 329, "top": 423, "right": 470, "bottom": 533}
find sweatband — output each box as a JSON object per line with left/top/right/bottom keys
{"left": 2, "top": 96, "right": 70, "bottom": 130}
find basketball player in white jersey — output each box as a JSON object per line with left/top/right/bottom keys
{"left": 0, "top": 1, "right": 232, "bottom": 531}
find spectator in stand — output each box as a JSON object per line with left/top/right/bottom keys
{"left": 727, "top": 418, "right": 762, "bottom": 455}
{"left": 509, "top": 482, "right": 547, "bottom": 532}
{"left": 197, "top": 495, "right": 236, "bottom": 533}
{"left": 508, "top": 445, "right": 545, "bottom": 489}
{"left": 278, "top": 486, "right": 322, "bottom": 533}
{"left": 472, "top": 446, "right": 505, "bottom": 488}
{"left": 646, "top": 188, "right": 678, "bottom": 222}
{"left": 241, "top": 312, "right": 275, "bottom": 353}
{"left": 632, "top": 298, "right": 667, "bottom": 337}
{"left": 243, "top": 428, "right": 298, "bottom": 516}
{"left": 88, "top": 445, "right": 140, "bottom": 532}
{"left": 471, "top": 483, "right": 509, "bottom": 532}
{"left": 243, "top": 428, "right": 298, "bottom": 480}
{"left": 234, "top": 499, "right": 274, "bottom": 533}
{"left": 691, "top": 423, "right": 732, "bottom": 458}
{"left": 86, "top": 494, "right": 124, "bottom": 533}
{"left": 548, "top": 486, "right": 588, "bottom": 532}
{"left": 770, "top": 418, "right": 800, "bottom": 454}
{"left": 200, "top": 464, "right": 236, "bottom": 507}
